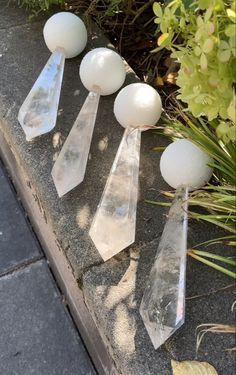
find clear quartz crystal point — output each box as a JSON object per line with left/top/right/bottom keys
{"left": 89, "top": 127, "right": 141, "bottom": 261}
{"left": 51, "top": 91, "right": 100, "bottom": 197}
{"left": 140, "top": 186, "right": 188, "bottom": 349}
{"left": 18, "top": 47, "right": 65, "bottom": 141}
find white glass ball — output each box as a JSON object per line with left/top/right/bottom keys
{"left": 43, "top": 12, "right": 87, "bottom": 59}
{"left": 113, "top": 83, "right": 162, "bottom": 128}
{"left": 160, "top": 139, "right": 213, "bottom": 190}
{"left": 79, "top": 48, "right": 126, "bottom": 95}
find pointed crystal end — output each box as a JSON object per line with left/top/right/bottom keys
{"left": 89, "top": 218, "right": 135, "bottom": 261}
{"left": 51, "top": 165, "right": 84, "bottom": 198}
{"left": 51, "top": 92, "right": 100, "bottom": 197}
{"left": 139, "top": 186, "right": 188, "bottom": 349}
{"left": 18, "top": 109, "right": 56, "bottom": 142}
{"left": 89, "top": 128, "right": 141, "bottom": 261}
{"left": 18, "top": 48, "right": 65, "bottom": 141}
{"left": 140, "top": 299, "right": 184, "bottom": 349}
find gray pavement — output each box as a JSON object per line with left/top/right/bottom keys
{"left": 0, "top": 161, "right": 96, "bottom": 375}
{"left": 0, "top": 164, "right": 41, "bottom": 275}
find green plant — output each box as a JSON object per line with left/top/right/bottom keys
{"left": 15, "top": 0, "right": 128, "bottom": 17}
{"left": 153, "top": 0, "right": 236, "bottom": 122}
{"left": 149, "top": 109, "right": 236, "bottom": 277}
{"left": 164, "top": 109, "right": 236, "bottom": 185}
{"left": 15, "top": 0, "right": 65, "bottom": 15}
{"left": 152, "top": 0, "right": 236, "bottom": 277}
{"left": 148, "top": 184, "right": 236, "bottom": 278}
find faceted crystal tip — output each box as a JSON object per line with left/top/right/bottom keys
{"left": 140, "top": 298, "right": 185, "bottom": 349}
{"left": 18, "top": 48, "right": 65, "bottom": 141}
{"left": 51, "top": 142, "right": 85, "bottom": 198}
{"left": 51, "top": 91, "right": 100, "bottom": 197}
{"left": 52, "top": 167, "right": 84, "bottom": 198}
{"left": 140, "top": 187, "right": 188, "bottom": 349}
{"left": 89, "top": 128, "right": 141, "bottom": 261}
{"left": 89, "top": 218, "right": 135, "bottom": 261}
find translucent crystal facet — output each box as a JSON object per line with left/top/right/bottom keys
{"left": 18, "top": 48, "right": 65, "bottom": 141}
{"left": 51, "top": 92, "right": 100, "bottom": 197}
{"left": 89, "top": 128, "right": 141, "bottom": 261}
{"left": 140, "top": 186, "right": 188, "bottom": 349}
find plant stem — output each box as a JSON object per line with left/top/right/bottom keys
{"left": 188, "top": 251, "right": 236, "bottom": 279}
{"left": 189, "top": 249, "right": 236, "bottom": 266}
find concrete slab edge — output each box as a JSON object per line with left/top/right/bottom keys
{"left": 0, "top": 122, "right": 119, "bottom": 375}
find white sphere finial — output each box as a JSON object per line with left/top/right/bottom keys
{"left": 113, "top": 83, "right": 162, "bottom": 129}
{"left": 43, "top": 12, "right": 87, "bottom": 59}
{"left": 160, "top": 139, "right": 213, "bottom": 190}
{"left": 79, "top": 48, "right": 126, "bottom": 95}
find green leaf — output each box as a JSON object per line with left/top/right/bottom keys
{"left": 180, "top": 18, "right": 185, "bottom": 28}
{"left": 219, "top": 40, "right": 230, "bottom": 50}
{"left": 191, "top": 250, "right": 236, "bottom": 266}
{"left": 197, "top": 16, "right": 204, "bottom": 28}
{"left": 214, "top": 0, "right": 225, "bottom": 12}
{"left": 208, "top": 74, "right": 219, "bottom": 88}
{"left": 194, "top": 46, "right": 202, "bottom": 56}
{"left": 200, "top": 53, "right": 208, "bottom": 70}
{"left": 198, "top": 0, "right": 212, "bottom": 10}
{"left": 188, "top": 251, "right": 236, "bottom": 279}
{"left": 216, "top": 122, "right": 230, "bottom": 138}
{"left": 225, "top": 24, "right": 236, "bottom": 37}
{"left": 160, "top": 19, "right": 168, "bottom": 33}
{"left": 202, "top": 38, "right": 214, "bottom": 53}
{"left": 227, "top": 8, "right": 236, "bottom": 23}
{"left": 217, "top": 49, "right": 231, "bottom": 62}
{"left": 206, "top": 22, "right": 215, "bottom": 35}
{"left": 153, "top": 2, "right": 163, "bottom": 18}
{"left": 195, "top": 235, "right": 236, "bottom": 247}
{"left": 204, "top": 6, "right": 213, "bottom": 22}
{"left": 230, "top": 35, "right": 236, "bottom": 48}
{"left": 228, "top": 126, "right": 236, "bottom": 141}
{"left": 227, "top": 97, "right": 236, "bottom": 123}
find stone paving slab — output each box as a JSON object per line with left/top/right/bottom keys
{"left": 0, "top": 0, "right": 33, "bottom": 29}
{"left": 0, "top": 0, "right": 51, "bottom": 29}
{"left": 83, "top": 239, "right": 236, "bottom": 375}
{"left": 0, "top": 259, "right": 96, "bottom": 375}
{"left": 0, "top": 161, "right": 41, "bottom": 275}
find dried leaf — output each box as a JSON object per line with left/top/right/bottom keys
{"left": 171, "top": 360, "right": 218, "bottom": 375}
{"left": 158, "top": 33, "right": 169, "bottom": 46}
{"left": 164, "top": 72, "right": 178, "bottom": 85}
{"left": 156, "top": 76, "right": 164, "bottom": 86}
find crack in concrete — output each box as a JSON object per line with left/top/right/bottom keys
{"left": 0, "top": 255, "right": 44, "bottom": 279}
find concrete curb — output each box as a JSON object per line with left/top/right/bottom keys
{"left": 0, "top": 124, "right": 118, "bottom": 375}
